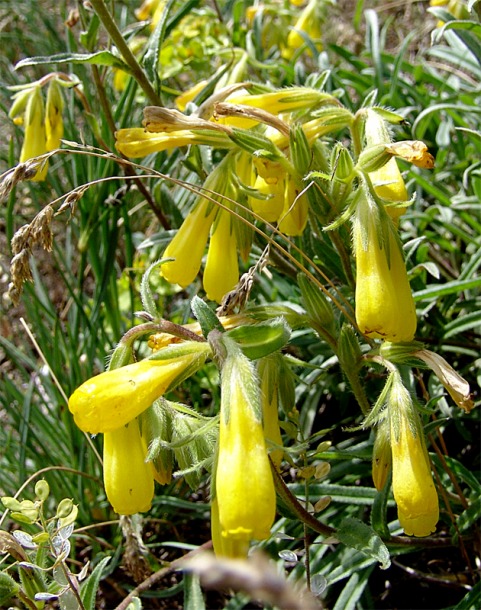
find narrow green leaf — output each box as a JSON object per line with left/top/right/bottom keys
{"left": 443, "top": 311, "right": 481, "bottom": 338}
{"left": 457, "top": 496, "right": 481, "bottom": 534}
{"left": 16, "top": 51, "right": 131, "bottom": 71}
{"left": 183, "top": 572, "right": 206, "bottom": 610}
{"left": 79, "top": 557, "right": 111, "bottom": 610}
{"left": 332, "top": 568, "right": 373, "bottom": 610}
{"left": 413, "top": 278, "right": 481, "bottom": 302}
{"left": 143, "top": 0, "right": 176, "bottom": 91}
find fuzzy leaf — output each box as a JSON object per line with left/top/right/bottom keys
{"left": 336, "top": 518, "right": 391, "bottom": 570}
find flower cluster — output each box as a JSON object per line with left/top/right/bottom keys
{"left": 116, "top": 85, "right": 350, "bottom": 302}
{"left": 68, "top": 342, "right": 211, "bottom": 514}
{"left": 9, "top": 75, "right": 70, "bottom": 181}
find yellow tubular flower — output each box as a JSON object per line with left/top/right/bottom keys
{"left": 115, "top": 128, "right": 230, "bottom": 157}
{"left": 203, "top": 209, "right": 239, "bottom": 303}
{"left": 68, "top": 344, "right": 211, "bottom": 434}
{"left": 215, "top": 345, "right": 276, "bottom": 557}
{"left": 283, "top": 0, "right": 323, "bottom": 59}
{"left": 103, "top": 420, "right": 154, "bottom": 515}
{"left": 161, "top": 200, "right": 218, "bottom": 287}
{"left": 211, "top": 496, "right": 249, "bottom": 558}
{"left": 278, "top": 178, "right": 308, "bottom": 236}
{"left": 227, "top": 87, "right": 329, "bottom": 116}
{"left": 249, "top": 175, "right": 285, "bottom": 223}
{"left": 389, "top": 380, "right": 439, "bottom": 536}
{"left": 364, "top": 109, "right": 408, "bottom": 220}
{"left": 353, "top": 193, "right": 417, "bottom": 342}
{"left": 175, "top": 80, "right": 208, "bottom": 111}
{"left": 45, "top": 80, "right": 64, "bottom": 151}
{"left": 20, "top": 86, "right": 48, "bottom": 181}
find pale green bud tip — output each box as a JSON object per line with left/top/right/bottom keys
{"left": 334, "top": 147, "right": 354, "bottom": 180}
{"left": 298, "top": 274, "right": 335, "bottom": 332}
{"left": 357, "top": 145, "right": 393, "bottom": 173}
{"left": 35, "top": 480, "right": 50, "bottom": 502}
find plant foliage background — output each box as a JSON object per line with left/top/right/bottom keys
{"left": 0, "top": 0, "right": 480, "bottom": 609}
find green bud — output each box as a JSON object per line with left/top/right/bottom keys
{"left": 35, "top": 480, "right": 50, "bottom": 502}
{"left": 290, "top": 124, "right": 311, "bottom": 175}
{"left": 141, "top": 401, "right": 174, "bottom": 485}
{"left": 338, "top": 324, "right": 363, "bottom": 372}
{"left": 56, "top": 498, "right": 74, "bottom": 519}
{"left": 171, "top": 410, "right": 217, "bottom": 489}
{"left": 10, "top": 512, "right": 37, "bottom": 525}
{"left": 332, "top": 144, "right": 355, "bottom": 181}
{"left": 228, "top": 127, "right": 282, "bottom": 160}
{"left": 0, "top": 572, "right": 19, "bottom": 606}
{"left": 108, "top": 341, "right": 134, "bottom": 370}
{"left": 298, "top": 274, "right": 335, "bottom": 335}
{"left": 372, "top": 417, "right": 392, "bottom": 491}
{"left": 357, "top": 144, "right": 393, "bottom": 173}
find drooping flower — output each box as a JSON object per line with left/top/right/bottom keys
{"left": 278, "top": 177, "right": 309, "bottom": 236}
{"left": 68, "top": 342, "right": 211, "bottom": 434}
{"left": 18, "top": 87, "right": 48, "bottom": 181}
{"left": 389, "top": 376, "right": 439, "bottom": 536}
{"left": 161, "top": 198, "right": 218, "bottom": 288}
{"left": 203, "top": 208, "right": 239, "bottom": 303}
{"left": 353, "top": 191, "right": 417, "bottom": 342}
{"left": 115, "top": 127, "right": 231, "bottom": 157}
{"left": 282, "top": 0, "right": 324, "bottom": 59}
{"left": 103, "top": 420, "right": 154, "bottom": 514}
{"left": 45, "top": 79, "right": 64, "bottom": 151}
{"left": 213, "top": 338, "right": 276, "bottom": 557}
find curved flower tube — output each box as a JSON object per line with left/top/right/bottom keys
{"left": 103, "top": 420, "right": 154, "bottom": 515}
{"left": 249, "top": 175, "right": 285, "bottom": 223}
{"left": 353, "top": 193, "right": 417, "bottom": 342}
{"left": 20, "top": 87, "right": 48, "bottom": 181}
{"left": 161, "top": 200, "right": 218, "bottom": 288}
{"left": 389, "top": 381, "right": 439, "bottom": 536}
{"left": 278, "top": 179, "right": 309, "bottom": 236}
{"left": 214, "top": 345, "right": 276, "bottom": 556}
{"left": 115, "top": 127, "right": 231, "bottom": 157}
{"left": 68, "top": 343, "right": 211, "bottom": 434}
{"left": 203, "top": 209, "right": 239, "bottom": 303}
{"left": 45, "top": 79, "right": 64, "bottom": 152}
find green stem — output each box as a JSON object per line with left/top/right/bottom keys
{"left": 89, "top": 0, "right": 162, "bottom": 106}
